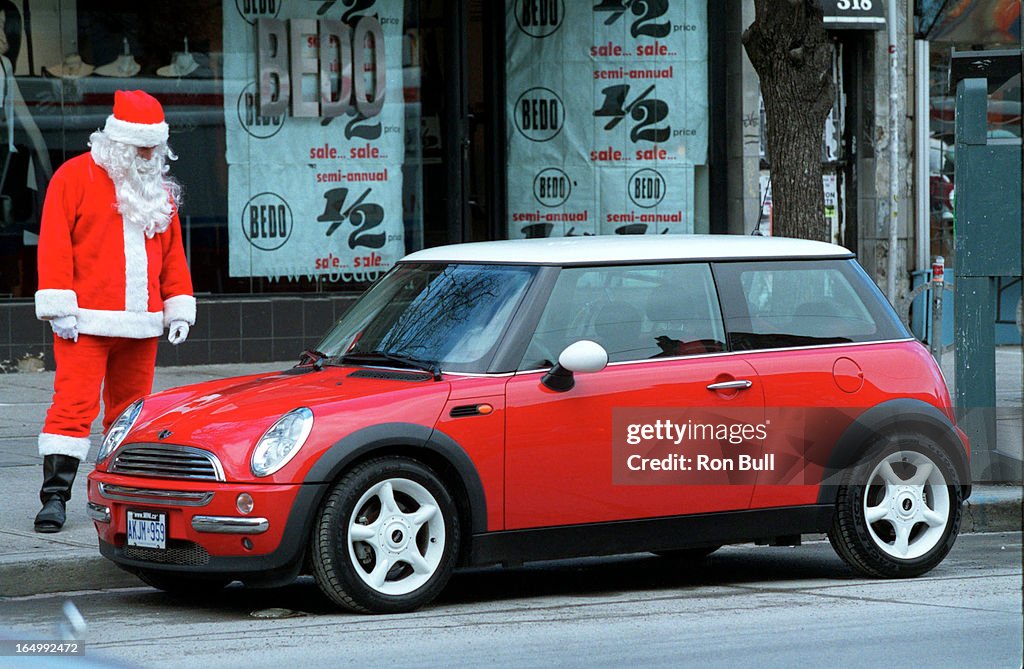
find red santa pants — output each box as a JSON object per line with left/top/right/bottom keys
{"left": 43, "top": 334, "right": 158, "bottom": 441}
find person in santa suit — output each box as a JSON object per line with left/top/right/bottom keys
{"left": 33, "top": 89, "right": 195, "bottom": 532}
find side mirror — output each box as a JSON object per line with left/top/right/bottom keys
{"left": 542, "top": 340, "right": 608, "bottom": 392}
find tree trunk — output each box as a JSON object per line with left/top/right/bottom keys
{"left": 742, "top": 0, "right": 834, "bottom": 242}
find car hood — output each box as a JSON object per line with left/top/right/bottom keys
{"left": 111, "top": 365, "right": 452, "bottom": 481}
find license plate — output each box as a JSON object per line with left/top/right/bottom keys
{"left": 126, "top": 510, "right": 166, "bottom": 549}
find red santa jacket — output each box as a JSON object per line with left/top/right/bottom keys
{"left": 34, "top": 152, "right": 195, "bottom": 338}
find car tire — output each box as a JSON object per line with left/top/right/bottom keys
{"left": 652, "top": 545, "right": 720, "bottom": 561}
{"left": 828, "top": 433, "right": 962, "bottom": 578}
{"left": 311, "top": 457, "right": 460, "bottom": 613}
{"left": 135, "top": 569, "right": 231, "bottom": 596}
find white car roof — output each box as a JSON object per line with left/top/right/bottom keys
{"left": 402, "top": 234, "right": 853, "bottom": 265}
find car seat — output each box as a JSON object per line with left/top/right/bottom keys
{"left": 645, "top": 287, "right": 714, "bottom": 356}
{"left": 592, "top": 302, "right": 644, "bottom": 361}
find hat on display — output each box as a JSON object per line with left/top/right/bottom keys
{"left": 95, "top": 38, "right": 141, "bottom": 77}
{"left": 157, "top": 38, "right": 199, "bottom": 78}
{"left": 44, "top": 54, "right": 95, "bottom": 78}
{"left": 102, "top": 90, "right": 169, "bottom": 147}
{"left": 156, "top": 52, "right": 198, "bottom": 77}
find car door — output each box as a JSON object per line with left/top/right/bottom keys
{"left": 503, "top": 262, "right": 766, "bottom": 530}
{"left": 713, "top": 259, "right": 914, "bottom": 510}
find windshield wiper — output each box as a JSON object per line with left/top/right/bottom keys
{"left": 298, "top": 349, "right": 328, "bottom": 370}
{"left": 341, "top": 350, "right": 442, "bottom": 381}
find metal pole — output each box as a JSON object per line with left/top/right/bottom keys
{"left": 886, "top": 0, "right": 900, "bottom": 303}
{"left": 914, "top": 39, "right": 930, "bottom": 273}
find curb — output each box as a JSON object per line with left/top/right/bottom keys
{"left": 961, "top": 490, "right": 1023, "bottom": 534}
{"left": 0, "top": 550, "right": 141, "bottom": 598}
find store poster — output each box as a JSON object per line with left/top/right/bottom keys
{"left": 505, "top": 0, "right": 708, "bottom": 238}
{"left": 223, "top": 1, "right": 404, "bottom": 281}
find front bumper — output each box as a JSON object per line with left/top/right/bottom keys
{"left": 191, "top": 516, "right": 270, "bottom": 534}
{"left": 87, "top": 470, "right": 327, "bottom": 583}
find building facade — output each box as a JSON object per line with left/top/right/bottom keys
{"left": 0, "top": 0, "right": 1018, "bottom": 369}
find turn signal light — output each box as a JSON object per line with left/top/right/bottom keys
{"left": 236, "top": 493, "right": 255, "bottom": 515}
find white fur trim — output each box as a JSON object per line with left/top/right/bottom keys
{"left": 123, "top": 221, "right": 149, "bottom": 312}
{"left": 162, "top": 294, "right": 196, "bottom": 327}
{"left": 35, "top": 289, "right": 79, "bottom": 320}
{"left": 39, "top": 433, "right": 91, "bottom": 460}
{"left": 103, "top": 114, "right": 169, "bottom": 147}
{"left": 77, "top": 308, "right": 163, "bottom": 338}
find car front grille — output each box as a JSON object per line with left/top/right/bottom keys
{"left": 125, "top": 540, "right": 210, "bottom": 566}
{"left": 110, "top": 444, "right": 224, "bottom": 481}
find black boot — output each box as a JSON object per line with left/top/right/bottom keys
{"left": 34, "top": 454, "right": 80, "bottom": 533}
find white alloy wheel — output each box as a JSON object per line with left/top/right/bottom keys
{"left": 829, "top": 435, "right": 963, "bottom": 578}
{"left": 347, "top": 477, "right": 446, "bottom": 596}
{"left": 861, "top": 450, "right": 950, "bottom": 560}
{"left": 312, "top": 457, "right": 460, "bottom": 613}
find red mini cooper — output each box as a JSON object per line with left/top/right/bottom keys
{"left": 87, "top": 236, "right": 970, "bottom": 613}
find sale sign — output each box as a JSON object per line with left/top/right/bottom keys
{"left": 506, "top": 0, "right": 709, "bottom": 238}
{"left": 223, "top": 0, "right": 405, "bottom": 281}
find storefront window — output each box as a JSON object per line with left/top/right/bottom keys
{"left": 927, "top": 52, "right": 1021, "bottom": 265}
{"left": 987, "top": 71, "right": 1022, "bottom": 139}
{"left": 503, "top": 0, "right": 710, "bottom": 238}
{"left": 922, "top": 0, "right": 1022, "bottom": 265}
{"left": 927, "top": 47, "right": 957, "bottom": 264}
{"left": 0, "top": 0, "right": 431, "bottom": 300}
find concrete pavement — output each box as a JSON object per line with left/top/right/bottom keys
{"left": 0, "top": 362, "right": 287, "bottom": 597}
{"left": 1, "top": 352, "right": 1021, "bottom": 598}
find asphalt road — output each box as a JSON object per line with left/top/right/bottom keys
{"left": 1, "top": 532, "right": 1020, "bottom": 669}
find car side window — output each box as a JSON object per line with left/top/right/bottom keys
{"left": 716, "top": 259, "right": 905, "bottom": 351}
{"left": 519, "top": 263, "right": 726, "bottom": 369}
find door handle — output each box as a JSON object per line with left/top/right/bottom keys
{"left": 706, "top": 379, "right": 753, "bottom": 391}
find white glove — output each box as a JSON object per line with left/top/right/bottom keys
{"left": 50, "top": 315, "right": 78, "bottom": 342}
{"left": 168, "top": 321, "right": 190, "bottom": 345}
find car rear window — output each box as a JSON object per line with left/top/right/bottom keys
{"left": 714, "top": 259, "right": 909, "bottom": 350}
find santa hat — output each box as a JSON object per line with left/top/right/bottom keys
{"left": 102, "top": 90, "right": 169, "bottom": 147}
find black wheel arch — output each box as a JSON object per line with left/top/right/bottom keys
{"left": 303, "top": 423, "right": 488, "bottom": 551}
{"left": 816, "top": 398, "right": 971, "bottom": 505}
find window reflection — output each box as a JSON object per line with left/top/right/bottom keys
{"left": 320, "top": 263, "right": 535, "bottom": 372}
{"left": 520, "top": 263, "right": 726, "bottom": 369}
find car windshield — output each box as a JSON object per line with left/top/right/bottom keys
{"left": 316, "top": 263, "right": 537, "bottom": 373}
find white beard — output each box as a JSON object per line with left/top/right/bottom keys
{"left": 89, "top": 131, "right": 180, "bottom": 238}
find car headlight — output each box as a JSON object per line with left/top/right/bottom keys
{"left": 251, "top": 407, "right": 314, "bottom": 477}
{"left": 97, "top": 399, "right": 144, "bottom": 463}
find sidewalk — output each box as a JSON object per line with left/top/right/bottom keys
{"left": 941, "top": 345, "right": 1024, "bottom": 480}
{"left": 0, "top": 362, "right": 286, "bottom": 597}
{"left": 1, "top": 356, "right": 1021, "bottom": 598}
